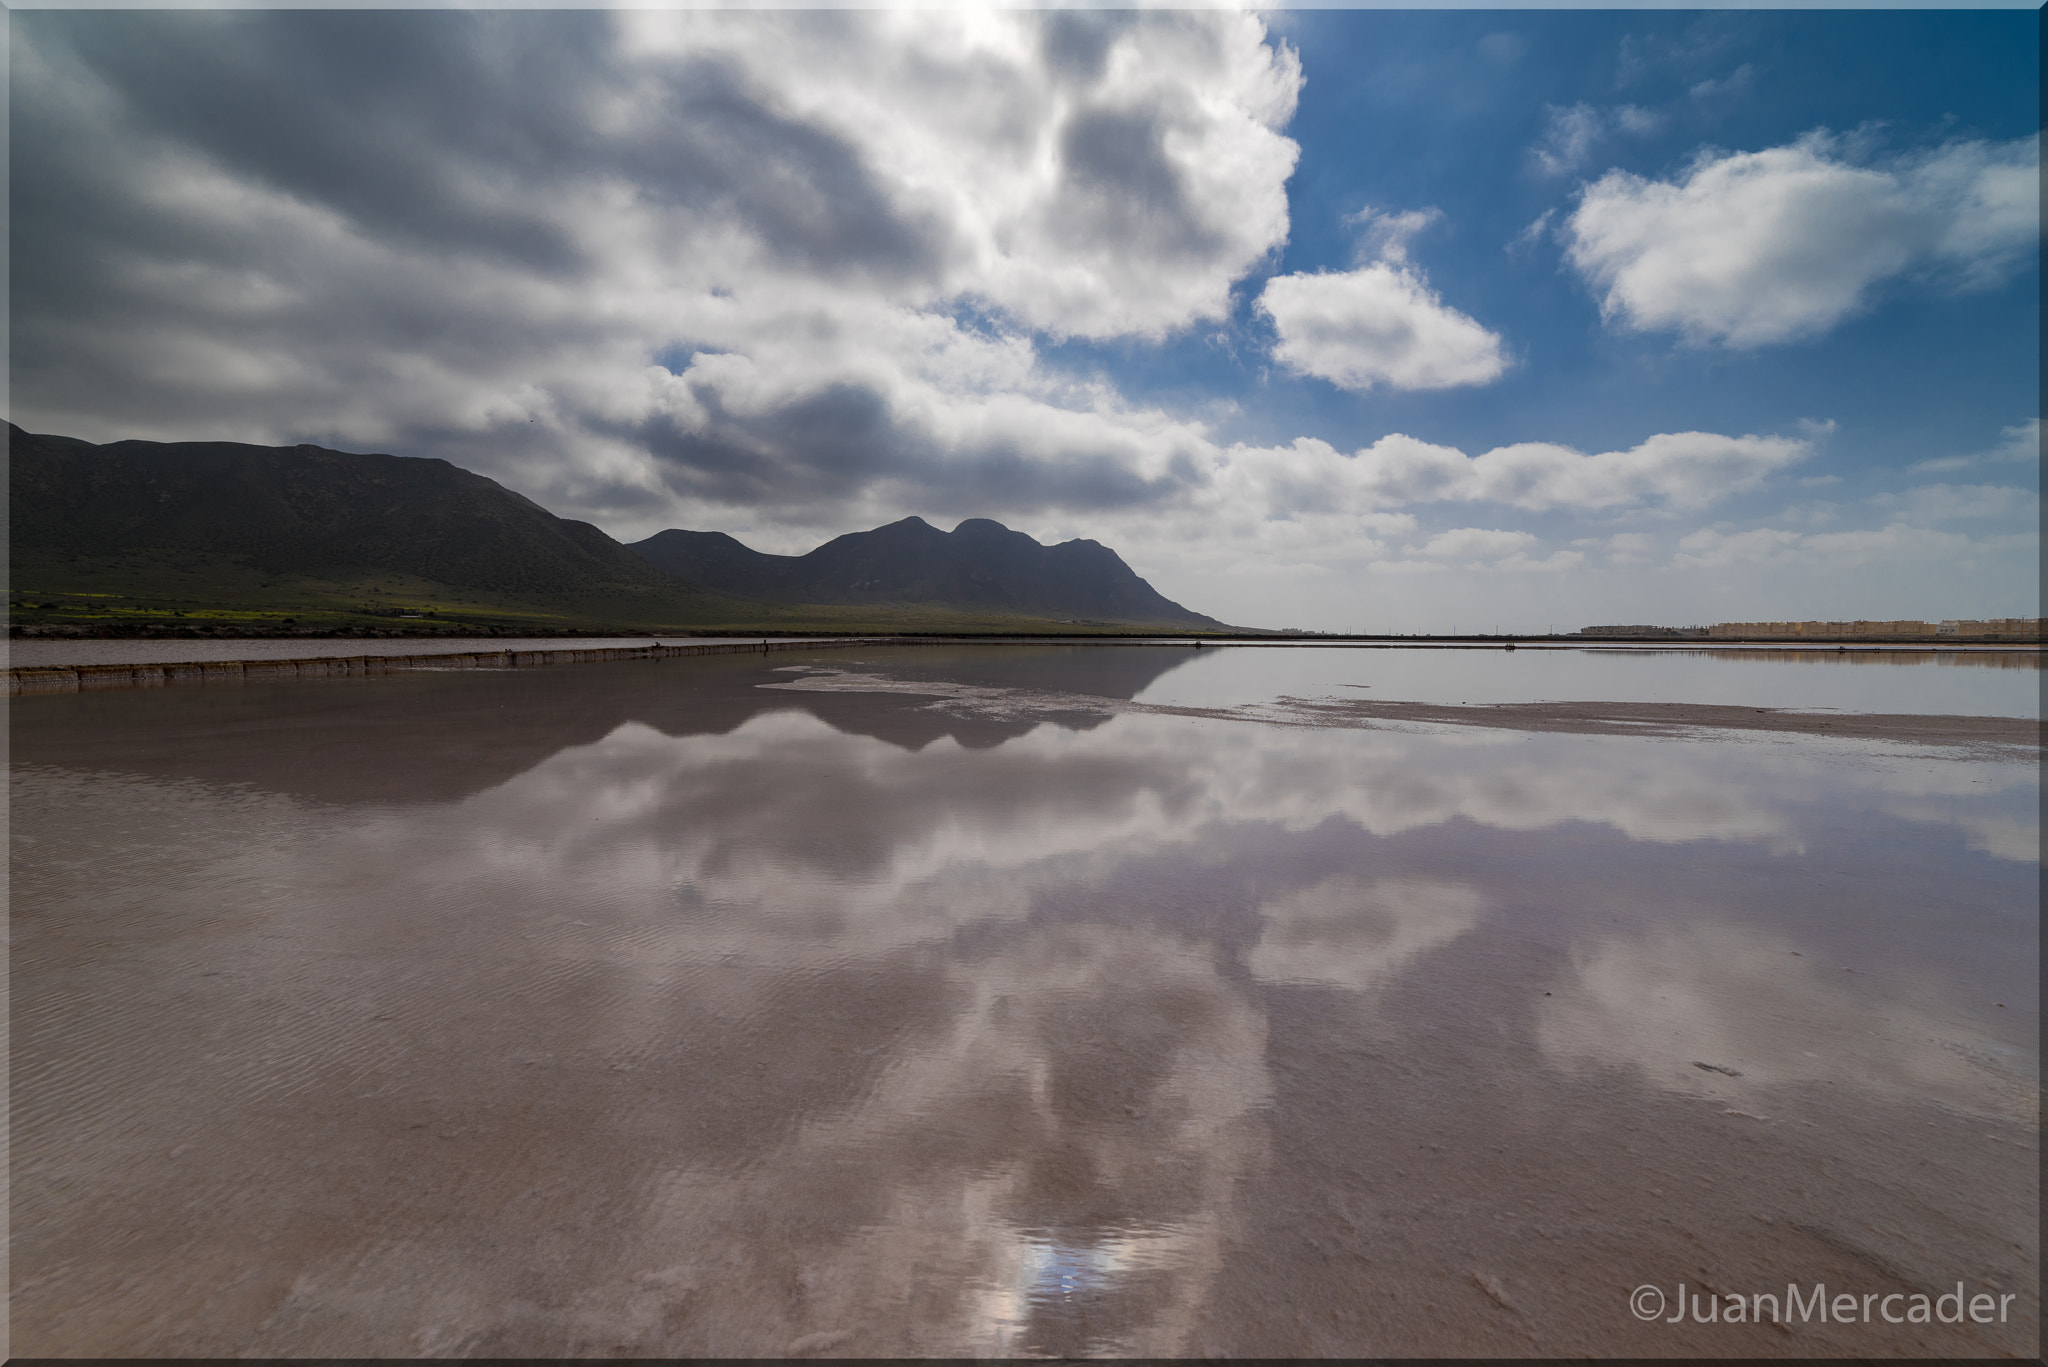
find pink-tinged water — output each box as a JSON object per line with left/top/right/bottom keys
{"left": 11, "top": 646, "right": 2038, "bottom": 1357}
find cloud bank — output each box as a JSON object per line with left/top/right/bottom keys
{"left": 13, "top": 8, "right": 1301, "bottom": 535}
{"left": 1218, "top": 428, "right": 1810, "bottom": 516}
{"left": 12, "top": 10, "right": 2035, "bottom": 631}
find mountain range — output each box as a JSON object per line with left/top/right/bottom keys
{"left": 9, "top": 425, "right": 1229, "bottom": 633}
{"left": 630, "top": 519, "right": 1219, "bottom": 627}
{"left": 12, "top": 425, "right": 690, "bottom": 602}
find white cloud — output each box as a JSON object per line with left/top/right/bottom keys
{"left": 1530, "top": 103, "right": 1605, "bottom": 178}
{"left": 1317, "top": 428, "right": 1807, "bottom": 513}
{"left": 1509, "top": 209, "right": 1555, "bottom": 254}
{"left": 1185, "top": 427, "right": 1805, "bottom": 545}
{"left": 1528, "top": 102, "right": 1663, "bottom": 179}
{"left": 1910, "top": 418, "right": 2041, "bottom": 474}
{"left": 1613, "top": 105, "right": 1664, "bottom": 137}
{"left": 1564, "top": 131, "right": 2041, "bottom": 347}
{"left": 614, "top": 9, "right": 1303, "bottom": 344}
{"left": 1342, "top": 205, "right": 1439, "bottom": 265}
{"left": 1045, "top": 424, "right": 1807, "bottom": 622}
{"left": 1258, "top": 263, "right": 1508, "bottom": 393}
{"left": 1257, "top": 202, "right": 1507, "bottom": 394}
{"left": 16, "top": 10, "right": 2030, "bottom": 639}
{"left": 1686, "top": 62, "right": 1757, "bottom": 109}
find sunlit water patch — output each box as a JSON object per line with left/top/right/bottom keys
{"left": 1133, "top": 642, "right": 2042, "bottom": 716}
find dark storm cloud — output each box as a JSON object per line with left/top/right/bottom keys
{"left": 10, "top": 8, "right": 1301, "bottom": 535}
{"left": 1039, "top": 11, "right": 1124, "bottom": 85}
{"left": 617, "top": 56, "right": 952, "bottom": 282}
{"left": 15, "top": 9, "right": 950, "bottom": 284}
{"left": 1053, "top": 107, "right": 1229, "bottom": 264}
{"left": 619, "top": 380, "right": 1205, "bottom": 523}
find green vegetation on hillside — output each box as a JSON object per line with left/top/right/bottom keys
{"left": 9, "top": 549, "right": 1216, "bottom": 639}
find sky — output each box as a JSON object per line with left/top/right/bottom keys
{"left": 11, "top": 6, "right": 2041, "bottom": 632}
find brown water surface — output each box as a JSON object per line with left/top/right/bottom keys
{"left": 10, "top": 646, "right": 2039, "bottom": 1356}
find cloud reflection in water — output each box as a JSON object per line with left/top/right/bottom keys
{"left": 9, "top": 650, "right": 2039, "bottom": 1357}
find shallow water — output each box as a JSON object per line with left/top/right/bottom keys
{"left": 1135, "top": 642, "right": 2042, "bottom": 717}
{"left": 11, "top": 645, "right": 2039, "bottom": 1357}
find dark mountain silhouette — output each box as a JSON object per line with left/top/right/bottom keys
{"left": 631, "top": 516, "right": 1222, "bottom": 627}
{"left": 11, "top": 425, "right": 1235, "bottom": 631}
{"left": 10, "top": 424, "right": 704, "bottom": 609}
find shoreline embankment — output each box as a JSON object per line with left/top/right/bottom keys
{"left": 5, "top": 638, "right": 884, "bottom": 696}
{"left": 8, "top": 633, "right": 2040, "bottom": 697}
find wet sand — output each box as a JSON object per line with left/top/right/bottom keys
{"left": 763, "top": 662, "right": 2042, "bottom": 754}
{"left": 11, "top": 647, "right": 2038, "bottom": 1357}
{"left": 1275, "top": 696, "right": 2044, "bottom": 752}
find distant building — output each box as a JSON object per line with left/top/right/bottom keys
{"left": 1706, "top": 619, "right": 2042, "bottom": 641}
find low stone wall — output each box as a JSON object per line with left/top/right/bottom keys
{"left": 5, "top": 638, "right": 876, "bottom": 696}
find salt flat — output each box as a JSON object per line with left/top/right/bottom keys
{"left": 11, "top": 645, "right": 2038, "bottom": 1357}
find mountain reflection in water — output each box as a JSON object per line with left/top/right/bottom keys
{"left": 11, "top": 646, "right": 2039, "bottom": 1357}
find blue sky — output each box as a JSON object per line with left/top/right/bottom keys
{"left": 13, "top": 6, "right": 2040, "bottom": 630}
{"left": 1144, "top": 10, "right": 2039, "bottom": 457}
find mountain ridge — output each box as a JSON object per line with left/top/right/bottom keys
{"left": 10, "top": 425, "right": 1236, "bottom": 633}
{"left": 629, "top": 515, "right": 1223, "bottom": 627}
{"left": 10, "top": 424, "right": 697, "bottom": 604}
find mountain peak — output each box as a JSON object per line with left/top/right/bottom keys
{"left": 630, "top": 516, "right": 1220, "bottom": 626}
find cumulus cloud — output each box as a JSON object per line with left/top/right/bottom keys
{"left": 1257, "top": 205, "right": 1507, "bottom": 393}
{"left": 11, "top": 8, "right": 1301, "bottom": 533}
{"left": 1564, "top": 131, "right": 2041, "bottom": 346}
{"left": 19, "top": 6, "right": 2022, "bottom": 638}
{"left": 1257, "top": 263, "right": 1508, "bottom": 393}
